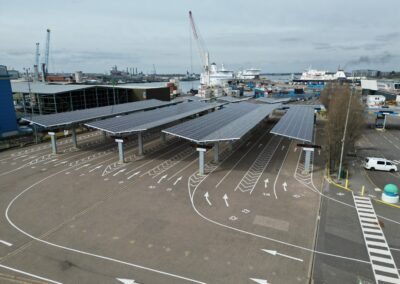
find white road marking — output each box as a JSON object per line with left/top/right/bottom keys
{"left": 204, "top": 192, "right": 212, "bottom": 206}
{"left": 157, "top": 174, "right": 167, "bottom": 184}
{"left": 54, "top": 161, "right": 68, "bottom": 166}
{"left": 273, "top": 141, "right": 292, "bottom": 199}
{"left": 281, "top": 145, "right": 285, "bottom": 150}
{"left": 250, "top": 278, "right": 270, "bottom": 284}
{"left": 0, "top": 240, "right": 12, "bottom": 246}
{"left": 75, "top": 163, "right": 91, "bottom": 171}
{"left": 262, "top": 249, "right": 303, "bottom": 262}
{"left": 258, "top": 143, "right": 263, "bottom": 148}
{"left": 173, "top": 176, "right": 183, "bottom": 185}
{"left": 5, "top": 166, "right": 207, "bottom": 284}
{"left": 113, "top": 169, "right": 126, "bottom": 176}
{"left": 117, "top": 278, "right": 139, "bottom": 284}
{"left": 127, "top": 171, "right": 141, "bottom": 180}
{"left": 282, "top": 182, "right": 287, "bottom": 191}
{"left": 0, "top": 264, "right": 62, "bottom": 284}
{"left": 353, "top": 195, "right": 400, "bottom": 283}
{"left": 89, "top": 165, "right": 103, "bottom": 173}
{"left": 223, "top": 194, "right": 229, "bottom": 207}
{"left": 264, "top": 178, "right": 269, "bottom": 188}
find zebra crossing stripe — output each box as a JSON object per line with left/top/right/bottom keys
{"left": 353, "top": 194, "right": 400, "bottom": 284}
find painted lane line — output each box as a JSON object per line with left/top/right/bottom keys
{"left": 167, "top": 158, "right": 198, "bottom": 181}
{"left": 0, "top": 240, "right": 12, "bottom": 246}
{"left": 273, "top": 140, "right": 292, "bottom": 199}
{"left": 113, "top": 169, "right": 126, "bottom": 177}
{"left": 157, "top": 174, "right": 167, "bottom": 184}
{"left": 0, "top": 264, "right": 62, "bottom": 284}
{"left": 353, "top": 194, "right": 400, "bottom": 283}
{"left": 88, "top": 165, "right": 103, "bottom": 173}
{"left": 223, "top": 194, "right": 229, "bottom": 207}
{"left": 75, "top": 163, "right": 91, "bottom": 171}
{"left": 173, "top": 176, "right": 182, "bottom": 186}
{"left": 127, "top": 171, "right": 141, "bottom": 180}
{"left": 204, "top": 192, "right": 212, "bottom": 206}
{"left": 262, "top": 249, "right": 303, "bottom": 262}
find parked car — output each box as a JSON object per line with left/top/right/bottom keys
{"left": 364, "top": 157, "right": 398, "bottom": 172}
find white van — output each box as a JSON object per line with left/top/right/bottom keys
{"left": 364, "top": 157, "right": 398, "bottom": 172}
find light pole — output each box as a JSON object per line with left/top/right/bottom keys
{"left": 338, "top": 79, "right": 354, "bottom": 180}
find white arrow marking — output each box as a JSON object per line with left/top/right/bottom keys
{"left": 250, "top": 278, "right": 270, "bottom": 284}
{"left": 116, "top": 278, "right": 139, "bottom": 284}
{"left": 113, "top": 169, "right": 126, "bottom": 176}
{"left": 258, "top": 143, "right": 263, "bottom": 148}
{"left": 223, "top": 194, "right": 229, "bottom": 207}
{"left": 264, "top": 178, "right": 269, "bottom": 188}
{"left": 294, "top": 147, "right": 297, "bottom": 152}
{"left": 0, "top": 240, "right": 12, "bottom": 247}
{"left": 157, "top": 174, "right": 167, "bottom": 184}
{"left": 262, "top": 249, "right": 303, "bottom": 262}
{"left": 89, "top": 165, "right": 103, "bottom": 173}
{"left": 281, "top": 145, "right": 285, "bottom": 150}
{"left": 204, "top": 192, "right": 212, "bottom": 206}
{"left": 173, "top": 176, "right": 182, "bottom": 185}
{"left": 127, "top": 171, "right": 140, "bottom": 180}
{"left": 318, "top": 149, "right": 321, "bottom": 155}
{"left": 282, "top": 182, "right": 287, "bottom": 191}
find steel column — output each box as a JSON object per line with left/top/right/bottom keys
{"left": 213, "top": 142, "right": 219, "bottom": 163}
{"left": 48, "top": 132, "right": 57, "bottom": 154}
{"left": 115, "top": 139, "right": 124, "bottom": 163}
{"left": 138, "top": 132, "right": 144, "bottom": 156}
{"left": 303, "top": 148, "right": 313, "bottom": 174}
{"left": 71, "top": 126, "right": 78, "bottom": 148}
{"left": 197, "top": 148, "right": 206, "bottom": 175}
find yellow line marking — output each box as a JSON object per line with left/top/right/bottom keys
{"left": 374, "top": 199, "right": 400, "bottom": 209}
{"left": 361, "top": 186, "right": 365, "bottom": 196}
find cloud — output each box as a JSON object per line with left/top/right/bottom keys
{"left": 345, "top": 51, "right": 395, "bottom": 68}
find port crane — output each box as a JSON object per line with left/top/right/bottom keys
{"left": 188, "top": 11, "right": 210, "bottom": 87}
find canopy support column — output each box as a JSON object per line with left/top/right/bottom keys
{"left": 228, "top": 141, "right": 233, "bottom": 151}
{"left": 138, "top": 132, "right": 144, "bottom": 156}
{"left": 71, "top": 126, "right": 78, "bottom": 148}
{"left": 213, "top": 142, "right": 219, "bottom": 163}
{"left": 116, "top": 139, "right": 124, "bottom": 163}
{"left": 102, "top": 131, "right": 107, "bottom": 141}
{"left": 161, "top": 132, "right": 166, "bottom": 143}
{"left": 197, "top": 147, "right": 206, "bottom": 175}
{"left": 48, "top": 132, "right": 57, "bottom": 154}
{"left": 303, "top": 147, "right": 314, "bottom": 174}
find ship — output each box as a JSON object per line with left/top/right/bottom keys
{"left": 293, "top": 67, "right": 347, "bottom": 83}
{"left": 237, "top": 68, "right": 261, "bottom": 80}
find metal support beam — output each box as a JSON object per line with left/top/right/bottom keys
{"left": 213, "top": 142, "right": 219, "bottom": 163}
{"left": 197, "top": 148, "right": 206, "bottom": 175}
{"left": 115, "top": 139, "right": 124, "bottom": 163}
{"left": 303, "top": 147, "right": 314, "bottom": 174}
{"left": 71, "top": 126, "right": 78, "bottom": 148}
{"left": 138, "top": 132, "right": 144, "bottom": 156}
{"left": 161, "top": 132, "right": 166, "bottom": 143}
{"left": 48, "top": 132, "right": 57, "bottom": 154}
{"left": 102, "top": 131, "right": 107, "bottom": 141}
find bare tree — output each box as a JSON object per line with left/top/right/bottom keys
{"left": 321, "top": 82, "right": 364, "bottom": 172}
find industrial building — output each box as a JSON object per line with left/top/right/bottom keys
{"left": 11, "top": 82, "right": 170, "bottom": 115}
{"left": 0, "top": 66, "right": 19, "bottom": 138}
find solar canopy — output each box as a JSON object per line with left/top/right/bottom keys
{"left": 256, "top": 97, "right": 292, "bottom": 104}
{"left": 85, "top": 101, "right": 221, "bottom": 135}
{"left": 23, "top": 99, "right": 175, "bottom": 128}
{"left": 163, "top": 102, "right": 279, "bottom": 143}
{"left": 216, "top": 96, "right": 250, "bottom": 103}
{"left": 270, "top": 105, "right": 315, "bottom": 143}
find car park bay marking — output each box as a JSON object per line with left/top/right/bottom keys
{"left": 250, "top": 278, "right": 270, "bottom": 284}
{"left": 353, "top": 195, "right": 400, "bottom": 284}
{"left": 262, "top": 249, "right": 303, "bottom": 262}
{"left": 127, "top": 171, "right": 140, "bottom": 180}
{"left": 89, "top": 165, "right": 103, "bottom": 173}
{"left": 0, "top": 240, "right": 12, "bottom": 246}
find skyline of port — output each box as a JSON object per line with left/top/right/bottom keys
{"left": 1, "top": 0, "right": 399, "bottom": 73}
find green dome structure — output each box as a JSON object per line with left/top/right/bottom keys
{"left": 384, "top": 184, "right": 399, "bottom": 196}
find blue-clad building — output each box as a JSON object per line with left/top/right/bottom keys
{"left": 0, "top": 65, "right": 18, "bottom": 137}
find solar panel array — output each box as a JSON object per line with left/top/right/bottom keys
{"left": 256, "top": 97, "right": 292, "bottom": 104}
{"left": 85, "top": 101, "right": 221, "bottom": 135}
{"left": 23, "top": 99, "right": 175, "bottom": 128}
{"left": 216, "top": 96, "right": 250, "bottom": 103}
{"left": 270, "top": 105, "right": 315, "bottom": 142}
{"left": 163, "top": 102, "right": 278, "bottom": 143}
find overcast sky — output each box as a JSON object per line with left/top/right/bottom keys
{"left": 1, "top": 0, "right": 399, "bottom": 74}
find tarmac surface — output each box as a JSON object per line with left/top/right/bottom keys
{"left": 0, "top": 114, "right": 399, "bottom": 283}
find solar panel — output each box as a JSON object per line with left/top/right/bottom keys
{"left": 270, "top": 105, "right": 315, "bottom": 142}
{"left": 163, "top": 102, "right": 279, "bottom": 143}
{"left": 85, "top": 101, "right": 222, "bottom": 135}
{"left": 256, "top": 97, "right": 292, "bottom": 104}
{"left": 23, "top": 99, "right": 175, "bottom": 128}
{"left": 216, "top": 96, "right": 250, "bottom": 103}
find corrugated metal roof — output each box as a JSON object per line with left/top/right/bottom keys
{"left": 163, "top": 102, "right": 279, "bottom": 143}
{"left": 11, "top": 82, "right": 94, "bottom": 94}
{"left": 85, "top": 101, "right": 222, "bottom": 135}
{"left": 23, "top": 99, "right": 175, "bottom": 128}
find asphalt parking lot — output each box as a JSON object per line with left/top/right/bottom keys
{"left": 0, "top": 116, "right": 399, "bottom": 283}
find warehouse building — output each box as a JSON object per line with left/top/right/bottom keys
{"left": 11, "top": 82, "right": 170, "bottom": 115}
